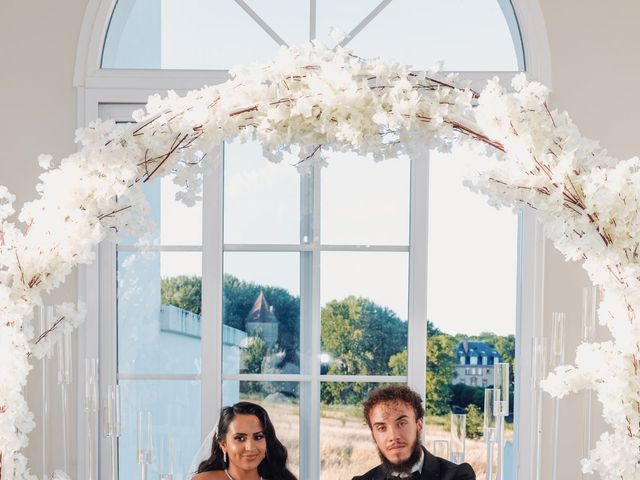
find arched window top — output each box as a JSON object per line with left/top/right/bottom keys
{"left": 101, "top": 0, "right": 525, "bottom": 71}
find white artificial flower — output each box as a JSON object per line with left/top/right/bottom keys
{"left": 37, "top": 154, "right": 53, "bottom": 170}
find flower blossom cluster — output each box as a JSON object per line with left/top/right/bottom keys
{"left": 1, "top": 42, "right": 640, "bottom": 478}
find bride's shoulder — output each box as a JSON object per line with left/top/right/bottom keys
{"left": 192, "top": 471, "right": 227, "bottom": 480}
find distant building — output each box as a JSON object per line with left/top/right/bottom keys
{"left": 454, "top": 340, "right": 502, "bottom": 387}
{"left": 245, "top": 291, "right": 279, "bottom": 346}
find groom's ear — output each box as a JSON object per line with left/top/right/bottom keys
{"left": 416, "top": 417, "right": 423, "bottom": 433}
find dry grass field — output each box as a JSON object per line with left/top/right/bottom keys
{"left": 263, "top": 400, "right": 513, "bottom": 480}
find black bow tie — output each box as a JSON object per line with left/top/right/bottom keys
{"left": 386, "top": 472, "right": 420, "bottom": 480}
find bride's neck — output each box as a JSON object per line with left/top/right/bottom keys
{"left": 225, "top": 465, "right": 262, "bottom": 480}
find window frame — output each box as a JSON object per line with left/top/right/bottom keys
{"left": 75, "top": 1, "right": 551, "bottom": 478}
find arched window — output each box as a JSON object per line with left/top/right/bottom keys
{"left": 77, "top": 1, "right": 549, "bottom": 479}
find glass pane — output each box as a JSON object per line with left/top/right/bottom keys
{"left": 103, "top": 0, "right": 282, "bottom": 69}
{"left": 321, "top": 252, "right": 408, "bottom": 375}
{"left": 319, "top": 382, "right": 384, "bottom": 480}
{"left": 104, "top": 0, "right": 522, "bottom": 71}
{"left": 118, "top": 379, "right": 200, "bottom": 480}
{"left": 224, "top": 140, "right": 302, "bottom": 245}
{"left": 102, "top": 0, "right": 161, "bottom": 69}
{"left": 222, "top": 381, "right": 300, "bottom": 478}
{"left": 223, "top": 252, "right": 300, "bottom": 374}
{"left": 244, "top": 0, "right": 310, "bottom": 46}
{"left": 118, "top": 251, "right": 202, "bottom": 374}
{"left": 338, "top": 0, "right": 522, "bottom": 71}
{"left": 120, "top": 174, "right": 202, "bottom": 246}
{"left": 316, "top": 0, "right": 380, "bottom": 47}
{"left": 321, "top": 153, "right": 410, "bottom": 245}
{"left": 426, "top": 149, "right": 518, "bottom": 477}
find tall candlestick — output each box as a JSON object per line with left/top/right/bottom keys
{"left": 57, "top": 329, "right": 72, "bottom": 473}
{"left": 137, "top": 411, "right": 153, "bottom": 480}
{"left": 104, "top": 384, "right": 122, "bottom": 480}
{"left": 550, "top": 312, "right": 566, "bottom": 480}
{"left": 84, "top": 358, "right": 98, "bottom": 480}
{"left": 493, "top": 362, "right": 509, "bottom": 480}
{"left": 38, "top": 306, "right": 49, "bottom": 479}
{"left": 530, "top": 337, "right": 546, "bottom": 480}
{"left": 483, "top": 388, "right": 497, "bottom": 479}
{"left": 581, "top": 287, "right": 598, "bottom": 479}
{"left": 450, "top": 413, "right": 466, "bottom": 464}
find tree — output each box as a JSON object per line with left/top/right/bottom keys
{"left": 426, "top": 334, "right": 457, "bottom": 415}
{"left": 450, "top": 383, "right": 484, "bottom": 410}
{"left": 321, "top": 296, "right": 406, "bottom": 404}
{"left": 465, "top": 404, "right": 483, "bottom": 439}
{"left": 389, "top": 330, "right": 458, "bottom": 415}
{"left": 160, "top": 275, "right": 202, "bottom": 314}
{"left": 242, "top": 334, "right": 267, "bottom": 374}
{"left": 494, "top": 334, "right": 516, "bottom": 383}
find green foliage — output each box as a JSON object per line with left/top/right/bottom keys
{"left": 388, "top": 349, "right": 408, "bottom": 376}
{"left": 160, "top": 275, "right": 202, "bottom": 314}
{"left": 465, "top": 404, "right": 483, "bottom": 439}
{"left": 426, "top": 334, "right": 458, "bottom": 415}
{"left": 450, "top": 383, "right": 484, "bottom": 410}
{"left": 388, "top": 331, "right": 457, "bottom": 416}
{"left": 494, "top": 335, "right": 516, "bottom": 382}
{"left": 321, "top": 296, "right": 406, "bottom": 404}
{"left": 242, "top": 333, "right": 267, "bottom": 374}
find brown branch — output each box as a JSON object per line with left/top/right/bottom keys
{"left": 444, "top": 119, "right": 505, "bottom": 152}
{"left": 28, "top": 273, "right": 42, "bottom": 289}
{"left": 143, "top": 133, "right": 189, "bottom": 183}
{"left": 15, "top": 251, "right": 25, "bottom": 287}
{"left": 132, "top": 111, "right": 165, "bottom": 136}
{"left": 98, "top": 205, "right": 133, "bottom": 221}
{"left": 230, "top": 105, "right": 259, "bottom": 117}
{"left": 32, "top": 315, "right": 65, "bottom": 346}
{"left": 293, "top": 145, "right": 322, "bottom": 166}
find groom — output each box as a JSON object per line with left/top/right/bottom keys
{"left": 352, "top": 385, "right": 475, "bottom": 480}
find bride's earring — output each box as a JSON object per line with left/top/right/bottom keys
{"left": 223, "top": 450, "right": 227, "bottom": 465}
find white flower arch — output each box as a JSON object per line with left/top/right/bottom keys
{"left": 1, "top": 43, "right": 640, "bottom": 479}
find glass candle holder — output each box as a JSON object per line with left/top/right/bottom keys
{"left": 450, "top": 413, "right": 466, "bottom": 464}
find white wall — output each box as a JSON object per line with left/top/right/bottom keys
{"left": 1, "top": 0, "right": 639, "bottom": 478}
{"left": 539, "top": 1, "right": 640, "bottom": 478}
{"left": 1, "top": 1, "right": 87, "bottom": 477}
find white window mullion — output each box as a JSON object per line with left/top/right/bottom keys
{"left": 308, "top": 162, "right": 323, "bottom": 479}
{"left": 200, "top": 143, "right": 224, "bottom": 440}
{"left": 98, "top": 239, "right": 118, "bottom": 480}
{"left": 309, "top": 0, "right": 317, "bottom": 41}
{"left": 407, "top": 153, "right": 430, "bottom": 402}
{"left": 513, "top": 206, "right": 545, "bottom": 479}
{"left": 299, "top": 164, "right": 319, "bottom": 479}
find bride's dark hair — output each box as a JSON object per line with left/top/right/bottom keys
{"left": 197, "top": 401, "right": 297, "bottom": 480}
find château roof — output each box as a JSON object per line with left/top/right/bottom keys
{"left": 456, "top": 340, "right": 501, "bottom": 359}
{"left": 245, "top": 291, "right": 278, "bottom": 324}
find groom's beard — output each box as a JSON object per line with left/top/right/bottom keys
{"left": 378, "top": 437, "right": 423, "bottom": 476}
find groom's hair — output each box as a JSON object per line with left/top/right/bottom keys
{"left": 363, "top": 384, "right": 425, "bottom": 429}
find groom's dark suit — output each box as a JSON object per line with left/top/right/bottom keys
{"left": 351, "top": 447, "right": 475, "bottom": 480}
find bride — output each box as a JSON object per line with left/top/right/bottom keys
{"left": 191, "top": 402, "right": 297, "bottom": 480}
